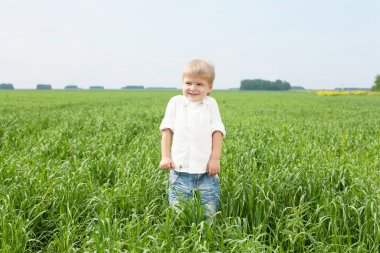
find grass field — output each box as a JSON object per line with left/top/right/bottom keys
{"left": 0, "top": 90, "right": 380, "bottom": 252}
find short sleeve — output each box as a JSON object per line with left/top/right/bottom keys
{"left": 210, "top": 99, "right": 226, "bottom": 137}
{"left": 159, "top": 96, "right": 176, "bottom": 132}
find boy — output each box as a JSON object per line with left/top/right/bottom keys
{"left": 159, "top": 59, "right": 226, "bottom": 220}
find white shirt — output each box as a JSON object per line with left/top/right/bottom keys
{"left": 159, "top": 95, "right": 226, "bottom": 174}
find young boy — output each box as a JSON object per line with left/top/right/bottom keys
{"left": 159, "top": 59, "right": 226, "bottom": 220}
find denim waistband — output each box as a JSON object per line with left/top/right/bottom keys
{"left": 173, "top": 170, "right": 208, "bottom": 176}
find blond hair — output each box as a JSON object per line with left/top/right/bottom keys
{"left": 182, "top": 59, "right": 215, "bottom": 88}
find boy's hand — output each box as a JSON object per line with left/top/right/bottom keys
{"left": 207, "top": 158, "right": 220, "bottom": 176}
{"left": 160, "top": 157, "right": 175, "bottom": 170}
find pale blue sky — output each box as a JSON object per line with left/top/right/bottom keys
{"left": 1, "top": 0, "right": 379, "bottom": 90}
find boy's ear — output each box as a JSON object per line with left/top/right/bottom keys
{"left": 208, "top": 83, "right": 213, "bottom": 95}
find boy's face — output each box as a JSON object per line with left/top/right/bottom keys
{"left": 182, "top": 76, "right": 212, "bottom": 102}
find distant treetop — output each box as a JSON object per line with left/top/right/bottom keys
{"left": 372, "top": 75, "right": 380, "bottom": 91}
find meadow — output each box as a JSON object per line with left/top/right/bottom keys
{"left": 0, "top": 90, "right": 379, "bottom": 252}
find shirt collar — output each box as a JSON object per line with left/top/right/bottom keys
{"left": 182, "top": 95, "right": 210, "bottom": 106}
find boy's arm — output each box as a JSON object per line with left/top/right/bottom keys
{"left": 160, "top": 129, "right": 175, "bottom": 169}
{"left": 207, "top": 131, "right": 223, "bottom": 176}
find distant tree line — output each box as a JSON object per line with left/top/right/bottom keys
{"left": 240, "top": 79, "right": 291, "bottom": 90}
{"left": 37, "top": 84, "right": 52, "bottom": 90}
{"left": 146, "top": 87, "right": 177, "bottom": 90}
{"left": 334, "top": 87, "right": 370, "bottom": 91}
{"left": 65, "top": 85, "right": 80, "bottom": 90}
{"left": 0, "top": 83, "right": 15, "bottom": 89}
{"left": 89, "top": 86, "right": 104, "bottom": 90}
{"left": 290, "top": 86, "right": 305, "bottom": 90}
{"left": 122, "top": 85, "right": 144, "bottom": 89}
{"left": 0, "top": 83, "right": 177, "bottom": 90}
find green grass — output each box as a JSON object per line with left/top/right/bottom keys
{"left": 0, "top": 90, "right": 379, "bottom": 252}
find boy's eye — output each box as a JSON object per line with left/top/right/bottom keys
{"left": 197, "top": 83, "right": 204, "bottom": 86}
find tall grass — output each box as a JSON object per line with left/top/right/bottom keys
{"left": 0, "top": 90, "right": 379, "bottom": 252}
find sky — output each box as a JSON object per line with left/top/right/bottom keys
{"left": 1, "top": 0, "right": 379, "bottom": 90}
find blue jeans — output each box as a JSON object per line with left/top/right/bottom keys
{"left": 168, "top": 170, "right": 220, "bottom": 220}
